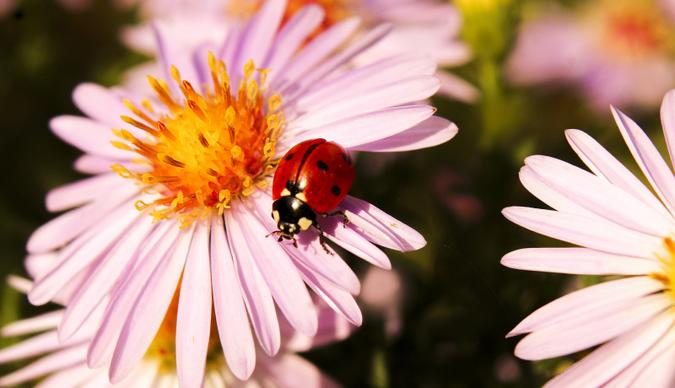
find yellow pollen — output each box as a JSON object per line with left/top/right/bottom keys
{"left": 146, "top": 287, "right": 222, "bottom": 374}
{"left": 653, "top": 237, "right": 675, "bottom": 301}
{"left": 112, "top": 53, "right": 284, "bottom": 226}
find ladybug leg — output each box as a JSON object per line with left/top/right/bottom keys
{"left": 292, "top": 236, "right": 298, "bottom": 248}
{"left": 323, "top": 210, "right": 350, "bottom": 227}
{"left": 313, "top": 222, "right": 333, "bottom": 255}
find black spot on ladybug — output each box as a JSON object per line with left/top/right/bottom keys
{"left": 342, "top": 153, "right": 352, "bottom": 165}
{"left": 331, "top": 185, "right": 341, "bottom": 196}
{"left": 316, "top": 160, "right": 329, "bottom": 171}
{"left": 284, "top": 152, "right": 295, "bottom": 161}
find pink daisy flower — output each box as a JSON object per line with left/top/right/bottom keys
{"left": 0, "top": 276, "right": 350, "bottom": 387}
{"left": 122, "top": 0, "right": 477, "bottom": 102}
{"left": 25, "top": 0, "right": 456, "bottom": 384}
{"left": 506, "top": 0, "right": 675, "bottom": 111}
{"left": 502, "top": 90, "right": 675, "bottom": 386}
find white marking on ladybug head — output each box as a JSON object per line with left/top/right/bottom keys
{"left": 272, "top": 210, "right": 280, "bottom": 223}
{"left": 298, "top": 217, "right": 313, "bottom": 231}
{"left": 281, "top": 188, "right": 291, "bottom": 196}
{"left": 295, "top": 192, "right": 307, "bottom": 202}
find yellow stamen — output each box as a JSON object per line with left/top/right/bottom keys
{"left": 113, "top": 54, "right": 284, "bottom": 226}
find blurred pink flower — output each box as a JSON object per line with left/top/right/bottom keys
{"left": 122, "top": 0, "right": 478, "bottom": 102}
{"left": 503, "top": 90, "right": 675, "bottom": 386}
{"left": 507, "top": 0, "right": 675, "bottom": 111}
{"left": 24, "top": 1, "right": 457, "bottom": 384}
{"left": 0, "top": 276, "right": 350, "bottom": 387}
{"left": 360, "top": 267, "right": 403, "bottom": 336}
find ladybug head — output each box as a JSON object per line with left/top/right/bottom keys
{"left": 271, "top": 195, "right": 316, "bottom": 239}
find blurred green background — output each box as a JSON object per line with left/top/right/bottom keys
{"left": 0, "top": 0, "right": 667, "bottom": 387}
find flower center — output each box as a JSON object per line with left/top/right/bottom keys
{"left": 654, "top": 237, "right": 675, "bottom": 302}
{"left": 589, "top": 0, "right": 674, "bottom": 60}
{"left": 231, "top": 0, "right": 353, "bottom": 34}
{"left": 146, "top": 289, "right": 222, "bottom": 374}
{"left": 112, "top": 54, "right": 284, "bottom": 226}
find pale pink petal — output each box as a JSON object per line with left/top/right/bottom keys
{"left": 565, "top": 129, "right": 669, "bottom": 216}
{"left": 629, "top": 341, "right": 675, "bottom": 387}
{"left": 661, "top": 89, "right": 675, "bottom": 169}
{"left": 176, "top": 222, "right": 212, "bottom": 388}
{"left": 35, "top": 363, "right": 98, "bottom": 388}
{"left": 0, "top": 344, "right": 88, "bottom": 386}
{"left": 109, "top": 225, "right": 194, "bottom": 383}
{"left": 87, "top": 222, "right": 179, "bottom": 369}
{"left": 46, "top": 173, "right": 123, "bottom": 212}
{"left": 524, "top": 155, "right": 675, "bottom": 235}
{"left": 224, "top": 209, "right": 281, "bottom": 356}
{"left": 232, "top": 0, "right": 286, "bottom": 72}
{"left": 49, "top": 115, "right": 131, "bottom": 160}
{"left": 515, "top": 294, "right": 671, "bottom": 360}
{"left": 298, "top": 55, "right": 436, "bottom": 112}
{"left": 235, "top": 205, "right": 318, "bottom": 337}
{"left": 259, "top": 353, "right": 339, "bottom": 388}
{"left": 545, "top": 312, "right": 675, "bottom": 387}
{"left": 59, "top": 217, "right": 156, "bottom": 341}
{"left": 0, "top": 331, "right": 63, "bottom": 364}
{"left": 295, "top": 260, "right": 363, "bottom": 326}
{"left": 288, "top": 105, "right": 435, "bottom": 152}
{"left": 73, "top": 154, "right": 129, "bottom": 175}
{"left": 351, "top": 116, "right": 457, "bottom": 152}
{"left": 612, "top": 106, "right": 675, "bottom": 215}
{"left": 291, "top": 76, "right": 439, "bottom": 129}
{"left": 27, "top": 183, "right": 138, "bottom": 254}
{"left": 210, "top": 215, "right": 256, "bottom": 380}
{"left": 284, "top": 303, "right": 354, "bottom": 352}
{"left": 341, "top": 196, "right": 426, "bottom": 251}
{"left": 318, "top": 216, "right": 391, "bottom": 270}
{"left": 263, "top": 5, "right": 324, "bottom": 77}
{"left": 501, "top": 248, "right": 660, "bottom": 275}
{"left": 29, "top": 205, "right": 140, "bottom": 306}
{"left": 286, "top": 24, "right": 393, "bottom": 101}
{"left": 25, "top": 253, "right": 58, "bottom": 280}
{"left": 508, "top": 276, "right": 664, "bottom": 337}
{"left": 273, "top": 17, "right": 360, "bottom": 89}
{"left": 518, "top": 166, "right": 598, "bottom": 218}
{"left": 435, "top": 71, "right": 479, "bottom": 103}
{"left": 502, "top": 207, "right": 662, "bottom": 258}
{"left": 1, "top": 310, "right": 62, "bottom": 337}
{"left": 605, "top": 325, "right": 675, "bottom": 387}
{"left": 72, "top": 83, "right": 126, "bottom": 127}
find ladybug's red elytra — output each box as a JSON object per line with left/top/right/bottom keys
{"left": 270, "top": 138, "right": 355, "bottom": 251}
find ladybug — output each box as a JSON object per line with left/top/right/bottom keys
{"left": 270, "top": 138, "right": 355, "bottom": 251}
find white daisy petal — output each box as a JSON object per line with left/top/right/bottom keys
{"left": 515, "top": 294, "right": 671, "bottom": 360}
{"left": 507, "top": 276, "right": 663, "bottom": 337}
{"left": 263, "top": 5, "right": 325, "bottom": 78}
{"left": 1, "top": 311, "right": 62, "bottom": 337}
{"left": 232, "top": 0, "right": 286, "bottom": 71}
{"left": 176, "top": 222, "right": 212, "bottom": 388}
{"left": 87, "top": 222, "right": 179, "bottom": 369}
{"left": 502, "top": 248, "right": 661, "bottom": 275}
{"left": 109, "top": 225, "right": 194, "bottom": 383}
{"left": 46, "top": 173, "right": 123, "bottom": 212}
{"left": 59, "top": 217, "right": 156, "bottom": 342}
{"left": 660, "top": 89, "right": 675, "bottom": 169}
{"left": 210, "top": 215, "right": 256, "bottom": 380}
{"left": 49, "top": 115, "right": 132, "bottom": 160}
{"left": 502, "top": 207, "right": 662, "bottom": 258}
{"left": 565, "top": 129, "right": 669, "bottom": 216}
{"left": 545, "top": 312, "right": 675, "bottom": 388}
{"left": 0, "top": 344, "right": 88, "bottom": 387}
{"left": 351, "top": 116, "right": 457, "bottom": 153}
{"left": 524, "top": 155, "right": 675, "bottom": 235}
{"left": 224, "top": 210, "right": 281, "bottom": 357}
{"left": 27, "top": 184, "right": 138, "bottom": 254}
{"left": 612, "top": 106, "right": 675, "bottom": 215}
